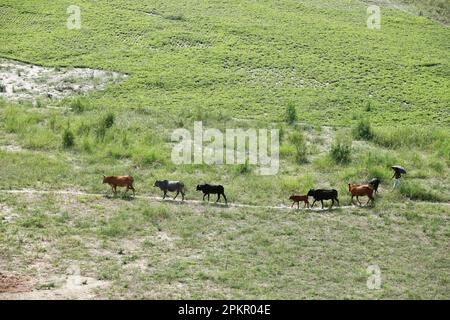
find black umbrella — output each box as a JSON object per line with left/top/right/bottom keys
{"left": 391, "top": 166, "right": 406, "bottom": 174}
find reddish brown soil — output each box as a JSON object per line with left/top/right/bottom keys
{"left": 0, "top": 273, "right": 31, "bottom": 293}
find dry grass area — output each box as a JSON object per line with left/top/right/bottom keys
{"left": 0, "top": 191, "right": 448, "bottom": 299}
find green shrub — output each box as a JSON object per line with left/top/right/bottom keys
{"left": 285, "top": 103, "right": 297, "bottom": 125}
{"left": 236, "top": 160, "right": 252, "bottom": 174}
{"left": 103, "top": 112, "right": 115, "bottom": 128}
{"left": 94, "top": 113, "right": 115, "bottom": 142}
{"left": 289, "top": 130, "right": 308, "bottom": 164}
{"left": 70, "top": 97, "right": 87, "bottom": 113}
{"left": 95, "top": 124, "right": 106, "bottom": 141}
{"left": 330, "top": 133, "right": 352, "bottom": 164}
{"left": 62, "top": 129, "right": 75, "bottom": 148}
{"left": 353, "top": 118, "right": 374, "bottom": 140}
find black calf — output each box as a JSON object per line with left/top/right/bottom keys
{"left": 196, "top": 184, "right": 227, "bottom": 204}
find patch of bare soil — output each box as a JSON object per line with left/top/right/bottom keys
{"left": 0, "top": 203, "right": 18, "bottom": 223}
{"left": 0, "top": 58, "right": 127, "bottom": 101}
{"left": 0, "top": 274, "right": 108, "bottom": 300}
{"left": 0, "top": 273, "right": 31, "bottom": 293}
{"left": 0, "top": 144, "right": 24, "bottom": 152}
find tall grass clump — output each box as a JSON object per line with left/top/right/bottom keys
{"left": 399, "top": 181, "right": 444, "bottom": 202}
{"left": 330, "top": 132, "right": 352, "bottom": 164}
{"left": 95, "top": 112, "right": 115, "bottom": 142}
{"left": 62, "top": 128, "right": 75, "bottom": 148}
{"left": 103, "top": 112, "right": 115, "bottom": 128}
{"left": 285, "top": 102, "right": 297, "bottom": 125}
{"left": 289, "top": 129, "right": 308, "bottom": 164}
{"left": 353, "top": 118, "right": 374, "bottom": 140}
{"left": 70, "top": 97, "right": 88, "bottom": 113}
{"left": 373, "top": 126, "right": 448, "bottom": 152}
{"left": 236, "top": 160, "right": 252, "bottom": 175}
{"left": 4, "top": 106, "right": 41, "bottom": 134}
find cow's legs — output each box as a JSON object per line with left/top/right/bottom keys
{"left": 174, "top": 191, "right": 179, "bottom": 199}
{"left": 163, "top": 191, "right": 167, "bottom": 199}
{"left": 181, "top": 191, "right": 185, "bottom": 201}
{"left": 297, "top": 202, "right": 300, "bottom": 209}
{"left": 207, "top": 194, "right": 210, "bottom": 202}
{"left": 356, "top": 196, "right": 361, "bottom": 205}
{"left": 203, "top": 193, "right": 207, "bottom": 201}
{"left": 311, "top": 200, "right": 316, "bottom": 208}
{"left": 216, "top": 194, "right": 220, "bottom": 203}
{"left": 291, "top": 202, "right": 294, "bottom": 208}
{"left": 321, "top": 200, "right": 324, "bottom": 209}
{"left": 222, "top": 193, "right": 227, "bottom": 204}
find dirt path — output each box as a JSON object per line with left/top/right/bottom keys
{"left": 1, "top": 188, "right": 449, "bottom": 213}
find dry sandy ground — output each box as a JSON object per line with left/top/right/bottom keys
{"left": 0, "top": 58, "right": 126, "bottom": 102}
{"left": 0, "top": 272, "right": 108, "bottom": 300}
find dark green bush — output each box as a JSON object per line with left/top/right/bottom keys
{"left": 62, "top": 129, "right": 75, "bottom": 148}
{"left": 330, "top": 134, "right": 352, "bottom": 164}
{"left": 353, "top": 118, "right": 374, "bottom": 140}
{"left": 285, "top": 103, "right": 297, "bottom": 125}
{"left": 103, "top": 113, "right": 115, "bottom": 128}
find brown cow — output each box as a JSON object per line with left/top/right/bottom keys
{"left": 348, "top": 183, "right": 374, "bottom": 206}
{"left": 103, "top": 175, "right": 135, "bottom": 196}
{"left": 289, "top": 194, "right": 310, "bottom": 209}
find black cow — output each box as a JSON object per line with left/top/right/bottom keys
{"left": 307, "top": 189, "right": 340, "bottom": 209}
{"left": 154, "top": 180, "right": 186, "bottom": 201}
{"left": 368, "top": 178, "right": 380, "bottom": 193}
{"left": 196, "top": 184, "right": 227, "bottom": 204}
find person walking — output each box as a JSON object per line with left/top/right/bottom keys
{"left": 391, "top": 166, "right": 406, "bottom": 189}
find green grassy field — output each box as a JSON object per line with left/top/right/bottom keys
{"left": 0, "top": 0, "right": 449, "bottom": 299}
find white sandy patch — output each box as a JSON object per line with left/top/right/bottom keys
{"left": 0, "top": 58, "right": 127, "bottom": 101}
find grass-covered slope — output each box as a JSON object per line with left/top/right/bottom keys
{"left": 0, "top": 0, "right": 449, "bottom": 125}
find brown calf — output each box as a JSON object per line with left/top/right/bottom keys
{"left": 103, "top": 175, "right": 135, "bottom": 196}
{"left": 348, "top": 183, "right": 374, "bottom": 206}
{"left": 289, "top": 194, "right": 310, "bottom": 209}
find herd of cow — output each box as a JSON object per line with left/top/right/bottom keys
{"left": 102, "top": 175, "right": 381, "bottom": 209}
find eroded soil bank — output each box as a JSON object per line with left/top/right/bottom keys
{"left": 0, "top": 58, "right": 127, "bottom": 102}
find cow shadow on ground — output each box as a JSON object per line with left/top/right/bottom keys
{"left": 292, "top": 206, "right": 342, "bottom": 213}
{"left": 159, "top": 198, "right": 230, "bottom": 208}
{"left": 201, "top": 201, "right": 229, "bottom": 208}
{"left": 157, "top": 198, "right": 185, "bottom": 205}
{"left": 103, "top": 193, "right": 135, "bottom": 201}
